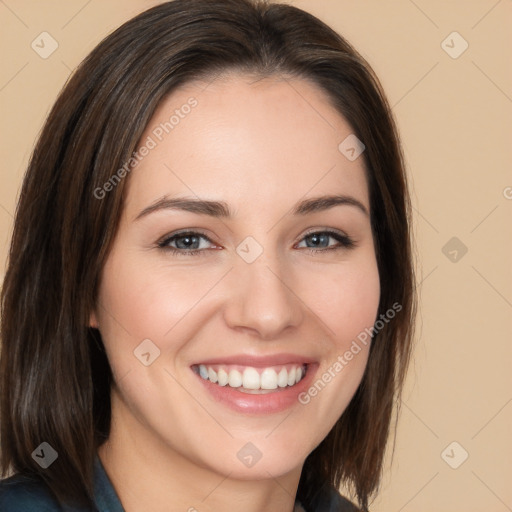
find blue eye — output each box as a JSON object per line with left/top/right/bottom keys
{"left": 157, "top": 229, "right": 356, "bottom": 256}
{"left": 296, "top": 230, "right": 356, "bottom": 252}
{"left": 158, "top": 231, "right": 214, "bottom": 255}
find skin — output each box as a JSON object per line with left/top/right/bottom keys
{"left": 91, "top": 73, "right": 380, "bottom": 512}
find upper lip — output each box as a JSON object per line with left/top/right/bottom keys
{"left": 192, "top": 353, "right": 314, "bottom": 368}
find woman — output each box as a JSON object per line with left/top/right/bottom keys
{"left": 0, "top": 0, "right": 416, "bottom": 510}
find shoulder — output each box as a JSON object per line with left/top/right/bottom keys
{"left": 327, "top": 488, "right": 360, "bottom": 512}
{"left": 0, "top": 473, "right": 61, "bottom": 512}
{"left": 334, "top": 494, "right": 361, "bottom": 512}
{"left": 310, "top": 483, "right": 361, "bottom": 512}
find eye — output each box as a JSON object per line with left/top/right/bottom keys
{"left": 295, "top": 230, "right": 356, "bottom": 253}
{"left": 158, "top": 231, "right": 217, "bottom": 256}
{"left": 157, "top": 229, "right": 356, "bottom": 257}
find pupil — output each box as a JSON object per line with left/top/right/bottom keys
{"left": 307, "top": 234, "right": 328, "bottom": 247}
{"left": 177, "top": 235, "right": 198, "bottom": 249}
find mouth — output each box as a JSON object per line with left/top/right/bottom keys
{"left": 191, "top": 363, "right": 308, "bottom": 394}
{"left": 190, "top": 355, "right": 317, "bottom": 414}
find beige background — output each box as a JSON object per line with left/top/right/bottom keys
{"left": 1, "top": 1, "right": 511, "bottom": 511}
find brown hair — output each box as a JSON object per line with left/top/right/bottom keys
{"left": 0, "top": 0, "right": 416, "bottom": 510}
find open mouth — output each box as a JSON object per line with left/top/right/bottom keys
{"left": 191, "top": 363, "right": 308, "bottom": 394}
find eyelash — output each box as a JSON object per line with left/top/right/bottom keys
{"left": 157, "top": 229, "right": 356, "bottom": 256}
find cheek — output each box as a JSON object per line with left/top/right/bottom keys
{"left": 296, "top": 255, "right": 380, "bottom": 427}
{"left": 96, "top": 251, "right": 210, "bottom": 348}
{"left": 309, "top": 255, "right": 381, "bottom": 341}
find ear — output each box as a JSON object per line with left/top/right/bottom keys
{"left": 89, "top": 310, "right": 99, "bottom": 329}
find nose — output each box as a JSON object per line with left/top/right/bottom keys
{"left": 223, "top": 253, "right": 304, "bottom": 340}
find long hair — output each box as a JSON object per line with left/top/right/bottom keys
{"left": 0, "top": 1, "right": 416, "bottom": 510}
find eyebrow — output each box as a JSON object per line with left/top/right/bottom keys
{"left": 134, "top": 194, "right": 369, "bottom": 221}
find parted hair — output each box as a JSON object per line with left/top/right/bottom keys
{"left": 0, "top": 1, "right": 416, "bottom": 510}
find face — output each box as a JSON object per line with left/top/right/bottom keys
{"left": 91, "top": 74, "right": 380, "bottom": 481}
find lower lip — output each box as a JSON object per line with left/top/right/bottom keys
{"left": 193, "top": 364, "right": 318, "bottom": 414}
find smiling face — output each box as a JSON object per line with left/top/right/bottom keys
{"left": 91, "top": 73, "right": 380, "bottom": 482}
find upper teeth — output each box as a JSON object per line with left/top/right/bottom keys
{"left": 197, "top": 364, "right": 305, "bottom": 390}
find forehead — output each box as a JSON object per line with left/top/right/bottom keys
{"left": 123, "top": 74, "right": 369, "bottom": 217}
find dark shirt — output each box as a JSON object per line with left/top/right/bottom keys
{"left": 0, "top": 457, "right": 358, "bottom": 511}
